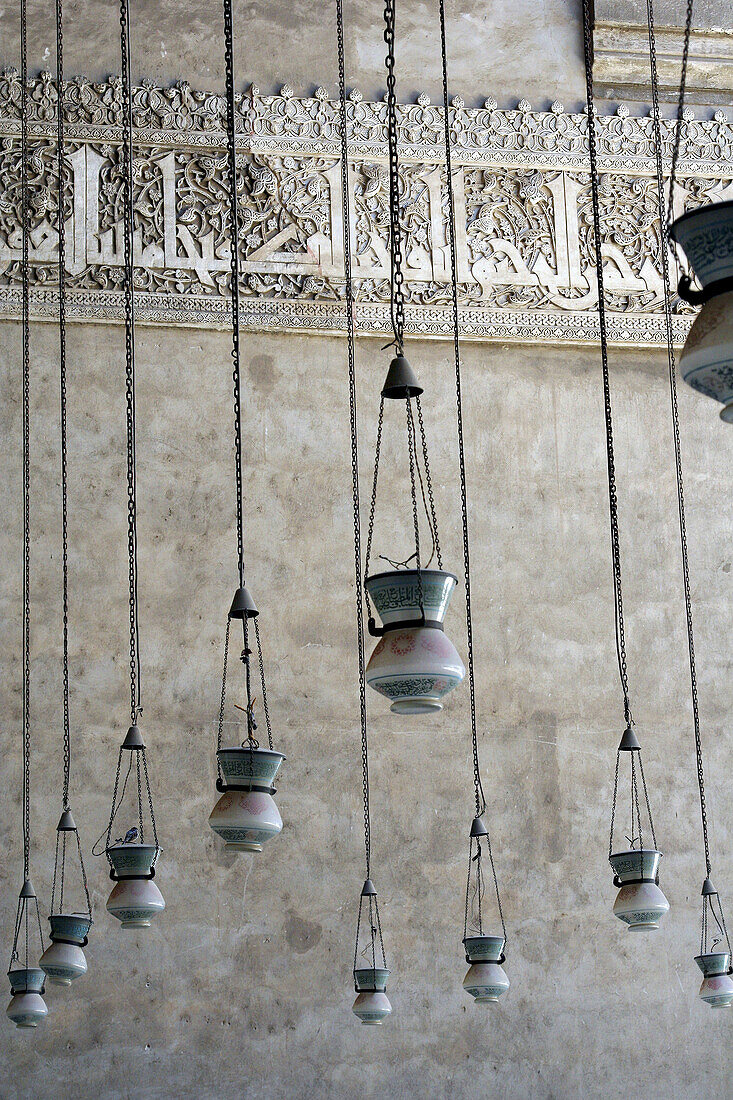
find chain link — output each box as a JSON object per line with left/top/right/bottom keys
{"left": 383, "top": 0, "right": 405, "bottom": 352}
{"left": 223, "top": 0, "right": 245, "bottom": 588}
{"left": 646, "top": 0, "right": 709, "bottom": 877}
{"left": 337, "top": 0, "right": 372, "bottom": 879}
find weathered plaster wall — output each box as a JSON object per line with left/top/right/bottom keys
{"left": 0, "top": 0, "right": 587, "bottom": 109}
{"left": 0, "top": 317, "right": 732, "bottom": 1099}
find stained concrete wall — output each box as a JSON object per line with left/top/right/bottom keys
{"left": 0, "top": 315, "right": 732, "bottom": 1100}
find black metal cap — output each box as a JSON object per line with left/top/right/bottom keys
{"left": 618, "top": 725, "right": 641, "bottom": 752}
{"left": 122, "top": 724, "right": 146, "bottom": 750}
{"left": 57, "top": 809, "right": 77, "bottom": 832}
{"left": 20, "top": 878, "right": 36, "bottom": 899}
{"left": 361, "top": 879, "right": 377, "bottom": 897}
{"left": 470, "top": 815, "right": 489, "bottom": 838}
{"left": 229, "top": 585, "right": 259, "bottom": 619}
{"left": 381, "top": 355, "right": 423, "bottom": 399}
{"left": 702, "top": 878, "right": 718, "bottom": 897}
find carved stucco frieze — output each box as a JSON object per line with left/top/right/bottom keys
{"left": 1, "top": 72, "right": 732, "bottom": 344}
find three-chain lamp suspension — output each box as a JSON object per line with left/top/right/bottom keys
{"left": 6, "top": 0, "right": 48, "bottom": 1032}
{"left": 361, "top": 0, "right": 464, "bottom": 719}
{"left": 207, "top": 0, "right": 285, "bottom": 854}
{"left": 645, "top": 0, "right": 733, "bottom": 1006}
{"left": 581, "top": 0, "right": 668, "bottom": 938}
{"left": 38, "top": 0, "right": 94, "bottom": 990}
{"left": 98, "top": 0, "right": 165, "bottom": 931}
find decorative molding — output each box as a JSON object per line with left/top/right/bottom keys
{"left": 1, "top": 72, "right": 732, "bottom": 344}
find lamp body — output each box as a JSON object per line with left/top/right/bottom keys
{"left": 39, "top": 940, "right": 87, "bottom": 987}
{"left": 106, "top": 877, "right": 165, "bottom": 929}
{"left": 352, "top": 968, "right": 391, "bottom": 1024}
{"left": 696, "top": 953, "right": 733, "bottom": 1008}
{"left": 670, "top": 202, "right": 733, "bottom": 421}
{"left": 208, "top": 789, "right": 282, "bottom": 852}
{"left": 7, "top": 969, "right": 47, "bottom": 1029}
{"left": 364, "top": 570, "right": 465, "bottom": 714}
{"left": 462, "top": 936, "right": 509, "bottom": 1004}
{"left": 106, "top": 844, "right": 164, "bottom": 928}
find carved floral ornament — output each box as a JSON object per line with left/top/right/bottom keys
{"left": 1, "top": 72, "right": 732, "bottom": 344}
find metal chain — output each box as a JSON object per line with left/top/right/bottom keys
{"left": 609, "top": 749, "right": 620, "bottom": 858}
{"left": 646, "top": 0, "right": 709, "bottom": 876}
{"left": 223, "top": 0, "right": 245, "bottom": 588}
{"left": 20, "top": 0, "right": 32, "bottom": 884}
{"left": 217, "top": 617, "right": 231, "bottom": 756}
{"left": 141, "top": 748, "right": 159, "bottom": 855}
{"left": 119, "top": 0, "right": 142, "bottom": 724}
{"left": 363, "top": 397, "right": 384, "bottom": 613}
{"left": 55, "top": 0, "right": 71, "bottom": 811}
{"left": 337, "top": 0, "right": 372, "bottom": 880}
{"left": 438, "top": 0, "right": 506, "bottom": 940}
{"left": 582, "top": 0, "right": 633, "bottom": 731}
{"left": 405, "top": 396, "right": 425, "bottom": 616}
{"left": 252, "top": 618, "right": 274, "bottom": 751}
{"left": 666, "top": 0, "right": 694, "bottom": 232}
{"left": 438, "top": 0, "right": 484, "bottom": 817}
{"left": 415, "top": 395, "right": 442, "bottom": 569}
{"left": 383, "top": 0, "right": 405, "bottom": 352}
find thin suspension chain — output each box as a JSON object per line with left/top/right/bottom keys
{"left": 581, "top": 0, "right": 633, "bottom": 730}
{"left": 252, "top": 619, "right": 273, "bottom": 751}
{"left": 223, "top": 0, "right": 246, "bottom": 588}
{"left": 438, "top": 0, "right": 505, "bottom": 939}
{"left": 666, "top": 0, "right": 694, "bottom": 233}
{"left": 56, "top": 0, "right": 71, "bottom": 810}
{"left": 383, "top": 0, "right": 405, "bottom": 353}
{"left": 337, "top": 0, "right": 372, "bottom": 879}
{"left": 20, "top": 0, "right": 31, "bottom": 884}
{"left": 646, "top": 0, "right": 710, "bottom": 876}
{"left": 437, "top": 0, "right": 484, "bottom": 817}
{"left": 119, "top": 0, "right": 142, "bottom": 724}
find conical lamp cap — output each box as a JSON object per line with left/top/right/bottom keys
{"left": 20, "top": 879, "right": 36, "bottom": 899}
{"left": 57, "top": 809, "right": 77, "bottom": 832}
{"left": 361, "top": 879, "right": 377, "bottom": 897}
{"left": 122, "top": 724, "right": 145, "bottom": 750}
{"left": 381, "top": 355, "right": 423, "bottom": 399}
{"left": 229, "top": 585, "right": 259, "bottom": 619}
{"left": 618, "top": 725, "right": 641, "bottom": 751}
{"left": 702, "top": 877, "right": 718, "bottom": 897}
{"left": 470, "top": 815, "right": 489, "bottom": 837}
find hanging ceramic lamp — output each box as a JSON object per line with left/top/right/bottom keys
{"left": 364, "top": 358, "right": 465, "bottom": 714}
{"left": 209, "top": 605, "right": 285, "bottom": 854}
{"left": 669, "top": 204, "right": 733, "bottom": 422}
{"left": 7, "top": 882, "right": 48, "bottom": 1029}
{"left": 609, "top": 726, "right": 669, "bottom": 932}
{"left": 694, "top": 879, "right": 733, "bottom": 1009}
{"left": 352, "top": 880, "right": 392, "bottom": 1025}
{"left": 462, "top": 818, "right": 509, "bottom": 1005}
{"left": 7, "top": 7, "right": 48, "bottom": 1030}
{"left": 39, "top": 811, "right": 92, "bottom": 986}
{"left": 101, "top": 727, "right": 165, "bottom": 929}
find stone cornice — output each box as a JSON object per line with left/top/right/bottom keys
{"left": 0, "top": 73, "right": 731, "bottom": 345}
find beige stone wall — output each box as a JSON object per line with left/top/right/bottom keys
{"left": 0, "top": 315, "right": 732, "bottom": 1098}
